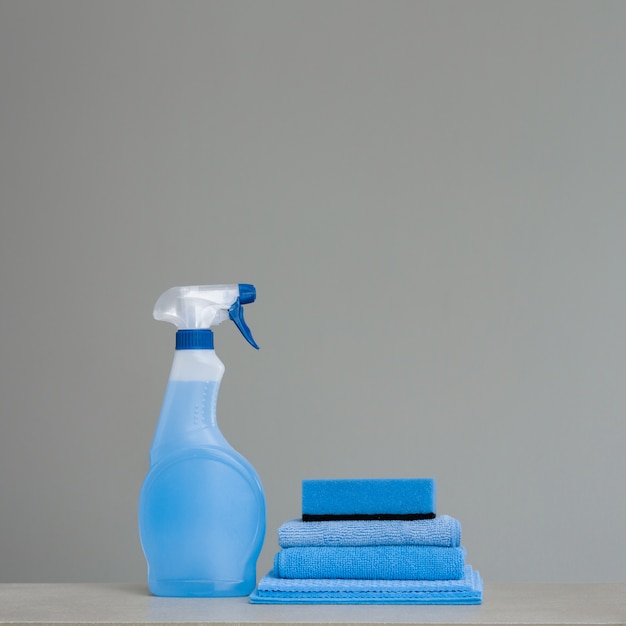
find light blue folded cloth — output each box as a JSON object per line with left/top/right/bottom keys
{"left": 278, "top": 515, "right": 461, "bottom": 548}
{"left": 249, "top": 565, "right": 482, "bottom": 604}
{"left": 274, "top": 545, "right": 466, "bottom": 580}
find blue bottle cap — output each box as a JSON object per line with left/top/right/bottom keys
{"left": 175, "top": 329, "right": 215, "bottom": 350}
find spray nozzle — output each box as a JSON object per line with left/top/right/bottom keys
{"left": 153, "top": 283, "right": 259, "bottom": 349}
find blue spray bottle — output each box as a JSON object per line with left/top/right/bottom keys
{"left": 138, "top": 284, "right": 265, "bottom": 597}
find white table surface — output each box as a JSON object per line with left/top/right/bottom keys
{"left": 1, "top": 583, "right": 625, "bottom": 626}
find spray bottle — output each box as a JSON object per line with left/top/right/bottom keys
{"left": 138, "top": 284, "right": 265, "bottom": 597}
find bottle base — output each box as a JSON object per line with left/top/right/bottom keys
{"left": 148, "top": 578, "right": 255, "bottom": 598}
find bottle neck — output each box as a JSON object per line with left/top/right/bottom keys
{"left": 149, "top": 343, "right": 227, "bottom": 464}
{"left": 169, "top": 345, "right": 225, "bottom": 382}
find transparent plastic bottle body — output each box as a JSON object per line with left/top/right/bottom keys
{"left": 138, "top": 349, "right": 265, "bottom": 597}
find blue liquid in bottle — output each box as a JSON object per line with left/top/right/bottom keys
{"left": 139, "top": 348, "right": 265, "bottom": 597}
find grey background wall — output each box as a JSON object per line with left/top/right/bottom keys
{"left": 1, "top": 0, "right": 625, "bottom": 584}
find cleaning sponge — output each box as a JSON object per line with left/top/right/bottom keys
{"left": 302, "top": 478, "right": 436, "bottom": 521}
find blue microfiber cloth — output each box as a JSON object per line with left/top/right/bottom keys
{"left": 301, "top": 478, "right": 435, "bottom": 520}
{"left": 278, "top": 515, "right": 461, "bottom": 548}
{"left": 249, "top": 565, "right": 483, "bottom": 604}
{"left": 274, "top": 545, "right": 466, "bottom": 580}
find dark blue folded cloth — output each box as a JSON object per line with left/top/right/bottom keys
{"left": 274, "top": 545, "right": 466, "bottom": 580}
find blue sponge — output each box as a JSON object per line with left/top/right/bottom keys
{"left": 302, "top": 478, "right": 436, "bottom": 521}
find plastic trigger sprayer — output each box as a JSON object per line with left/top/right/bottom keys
{"left": 138, "top": 284, "right": 265, "bottom": 597}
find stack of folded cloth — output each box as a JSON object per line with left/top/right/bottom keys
{"left": 250, "top": 478, "right": 483, "bottom": 604}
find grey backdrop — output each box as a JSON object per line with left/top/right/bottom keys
{"left": 1, "top": 0, "right": 625, "bottom": 584}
